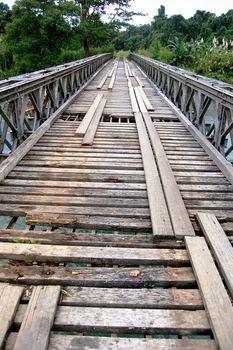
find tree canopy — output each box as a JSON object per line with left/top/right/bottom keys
{"left": 0, "top": 1, "right": 232, "bottom": 81}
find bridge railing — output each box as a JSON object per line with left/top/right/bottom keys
{"left": 131, "top": 53, "right": 233, "bottom": 161}
{"left": 0, "top": 53, "right": 112, "bottom": 156}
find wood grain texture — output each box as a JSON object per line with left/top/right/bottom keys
{"left": 75, "top": 94, "right": 103, "bottom": 136}
{"left": 185, "top": 236, "right": 233, "bottom": 350}
{"left": 134, "top": 112, "right": 173, "bottom": 236}
{"left": 13, "top": 286, "right": 60, "bottom": 350}
{"left": 0, "top": 242, "right": 189, "bottom": 265}
{"left": 0, "top": 284, "right": 24, "bottom": 349}
{"left": 6, "top": 335, "right": 217, "bottom": 350}
{"left": 197, "top": 212, "right": 233, "bottom": 297}
{"left": 14, "top": 305, "right": 210, "bottom": 335}
{"left": 142, "top": 112, "right": 195, "bottom": 237}
{"left": 82, "top": 99, "right": 107, "bottom": 145}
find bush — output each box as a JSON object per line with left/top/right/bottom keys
{"left": 190, "top": 49, "right": 233, "bottom": 83}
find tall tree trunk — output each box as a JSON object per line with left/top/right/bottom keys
{"left": 80, "top": 1, "right": 90, "bottom": 57}
{"left": 83, "top": 37, "right": 90, "bottom": 57}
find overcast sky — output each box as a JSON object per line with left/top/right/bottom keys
{"left": 4, "top": 0, "right": 233, "bottom": 25}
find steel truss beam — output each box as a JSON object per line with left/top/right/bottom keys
{"left": 131, "top": 54, "right": 233, "bottom": 161}
{"left": 0, "top": 54, "right": 112, "bottom": 156}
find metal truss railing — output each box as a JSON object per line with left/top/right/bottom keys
{"left": 131, "top": 53, "right": 233, "bottom": 161}
{"left": 0, "top": 53, "right": 112, "bottom": 156}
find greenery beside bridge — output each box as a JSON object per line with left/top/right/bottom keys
{"left": 0, "top": 1, "right": 232, "bottom": 83}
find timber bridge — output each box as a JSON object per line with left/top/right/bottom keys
{"left": 0, "top": 53, "right": 233, "bottom": 350}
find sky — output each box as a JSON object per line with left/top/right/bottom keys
{"left": 4, "top": 0, "right": 233, "bottom": 25}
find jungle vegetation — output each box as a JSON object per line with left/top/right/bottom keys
{"left": 0, "top": 1, "right": 232, "bottom": 82}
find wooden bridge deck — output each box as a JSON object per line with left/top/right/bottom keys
{"left": 0, "top": 58, "right": 233, "bottom": 350}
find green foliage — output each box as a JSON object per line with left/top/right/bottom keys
{"left": 150, "top": 39, "right": 175, "bottom": 63}
{"left": 190, "top": 49, "right": 233, "bottom": 83}
{"left": 0, "top": 2, "right": 11, "bottom": 33}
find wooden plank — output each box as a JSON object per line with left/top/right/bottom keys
{"left": 137, "top": 86, "right": 154, "bottom": 111}
{"left": 185, "top": 236, "right": 233, "bottom": 350}
{"left": 0, "top": 186, "right": 148, "bottom": 199}
{"left": 3, "top": 179, "right": 147, "bottom": 190}
{"left": 0, "top": 265, "right": 196, "bottom": 288}
{"left": 134, "top": 112, "right": 173, "bottom": 237}
{"left": 134, "top": 74, "right": 144, "bottom": 87}
{"left": 0, "top": 193, "right": 149, "bottom": 208}
{"left": 134, "top": 88, "right": 148, "bottom": 113}
{"left": 25, "top": 212, "right": 152, "bottom": 231}
{"left": 61, "top": 286, "right": 202, "bottom": 310}
{"left": 0, "top": 242, "right": 189, "bottom": 265}
{"left": 0, "top": 283, "right": 24, "bottom": 348}
{"left": 197, "top": 213, "right": 233, "bottom": 297}
{"left": 6, "top": 335, "right": 218, "bottom": 350}
{"left": 13, "top": 286, "right": 60, "bottom": 350}
{"left": 0, "top": 229, "right": 185, "bottom": 249}
{"left": 75, "top": 94, "right": 103, "bottom": 136}
{"left": 142, "top": 112, "right": 195, "bottom": 238}
{"left": 129, "top": 87, "right": 139, "bottom": 112}
{"left": 97, "top": 72, "right": 109, "bottom": 89}
{"left": 14, "top": 305, "right": 210, "bottom": 335}
{"left": 108, "top": 61, "right": 118, "bottom": 90}
{"left": 82, "top": 99, "right": 107, "bottom": 145}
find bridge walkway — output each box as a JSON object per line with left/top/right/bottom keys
{"left": 0, "top": 58, "right": 232, "bottom": 350}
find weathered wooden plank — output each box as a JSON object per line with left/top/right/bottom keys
{"left": 0, "top": 194, "right": 149, "bottom": 208}
{"left": 0, "top": 283, "right": 24, "bottom": 348}
{"left": 61, "top": 286, "right": 202, "bottom": 310}
{"left": 75, "top": 94, "right": 103, "bottom": 136}
{"left": 142, "top": 112, "right": 195, "bottom": 238}
{"left": 25, "top": 212, "right": 151, "bottom": 232}
{"left": 0, "top": 230, "right": 187, "bottom": 249}
{"left": 0, "top": 242, "right": 189, "bottom": 265}
{"left": 185, "top": 236, "right": 233, "bottom": 350}
{"left": 179, "top": 184, "right": 233, "bottom": 192}
{"left": 13, "top": 286, "right": 60, "bottom": 350}
{"left": 3, "top": 179, "right": 147, "bottom": 190}
{"left": 7, "top": 172, "right": 145, "bottom": 183}
{"left": 0, "top": 265, "right": 195, "bottom": 288}
{"left": 0, "top": 186, "right": 148, "bottom": 199}
{"left": 197, "top": 213, "right": 233, "bottom": 297}
{"left": 6, "top": 335, "right": 218, "bottom": 350}
{"left": 14, "top": 305, "right": 210, "bottom": 335}
{"left": 82, "top": 99, "right": 107, "bottom": 145}
{"left": 137, "top": 86, "right": 154, "bottom": 111}
{"left": 134, "top": 88, "right": 148, "bottom": 113}
{"left": 129, "top": 87, "right": 139, "bottom": 112}
{"left": 134, "top": 112, "right": 173, "bottom": 237}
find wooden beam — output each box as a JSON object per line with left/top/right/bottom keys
{"left": 129, "top": 87, "right": 139, "bottom": 113}
{"left": 142, "top": 112, "right": 195, "bottom": 237}
{"left": 75, "top": 94, "right": 103, "bottom": 136}
{"left": 82, "top": 99, "right": 107, "bottom": 145}
{"left": 135, "top": 112, "right": 173, "bottom": 236}
{"left": 0, "top": 242, "right": 188, "bottom": 264}
{"left": 134, "top": 88, "right": 148, "bottom": 113}
{"left": 0, "top": 284, "right": 24, "bottom": 349}
{"left": 137, "top": 86, "right": 154, "bottom": 111}
{"left": 185, "top": 236, "right": 233, "bottom": 350}
{"left": 197, "top": 212, "right": 233, "bottom": 297}
{"left": 13, "top": 286, "right": 60, "bottom": 350}
{"left": 6, "top": 335, "right": 218, "bottom": 350}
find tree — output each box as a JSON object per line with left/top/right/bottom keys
{"left": 64, "top": 0, "right": 143, "bottom": 56}
{"left": 3, "top": 0, "right": 73, "bottom": 72}
{"left": 0, "top": 2, "right": 11, "bottom": 33}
